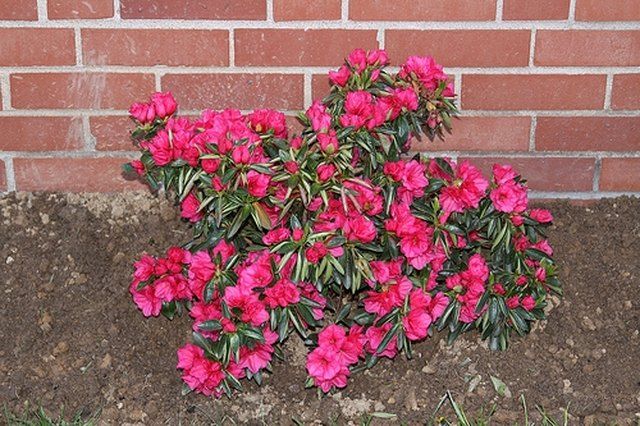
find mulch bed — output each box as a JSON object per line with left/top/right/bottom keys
{"left": 1, "top": 192, "right": 638, "bottom": 424}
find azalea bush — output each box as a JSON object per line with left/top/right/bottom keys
{"left": 126, "top": 49, "right": 561, "bottom": 397}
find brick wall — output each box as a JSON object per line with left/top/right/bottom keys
{"left": 0, "top": 0, "right": 639, "bottom": 196}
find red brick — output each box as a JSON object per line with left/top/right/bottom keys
{"left": 535, "top": 30, "right": 640, "bottom": 66}
{"left": 13, "top": 157, "right": 145, "bottom": 192}
{"left": 536, "top": 117, "right": 640, "bottom": 151}
{"left": 274, "top": 0, "right": 341, "bottom": 20}
{"left": 0, "top": 160, "right": 6, "bottom": 191}
{"left": 600, "top": 158, "right": 640, "bottom": 191}
{"left": 235, "top": 30, "right": 378, "bottom": 66}
{"left": 120, "top": 0, "right": 266, "bottom": 20}
{"left": 349, "top": 0, "right": 496, "bottom": 21}
{"left": 462, "top": 157, "right": 595, "bottom": 191}
{"left": 461, "top": 74, "right": 606, "bottom": 110}
{"left": 611, "top": 74, "right": 640, "bottom": 110}
{"left": 312, "top": 74, "right": 332, "bottom": 103}
{"left": 91, "top": 116, "right": 136, "bottom": 151}
{"left": 0, "top": 0, "right": 37, "bottom": 20}
{"left": 11, "top": 73, "right": 155, "bottom": 110}
{"left": 0, "top": 29, "right": 75, "bottom": 66}
{"left": 162, "top": 74, "right": 304, "bottom": 110}
{"left": 0, "top": 117, "right": 84, "bottom": 151}
{"left": 386, "top": 30, "right": 530, "bottom": 67}
{"left": 576, "top": 0, "right": 640, "bottom": 21}
{"left": 503, "top": 0, "right": 570, "bottom": 20}
{"left": 414, "top": 117, "right": 531, "bottom": 152}
{"left": 48, "top": 0, "right": 114, "bottom": 19}
{"left": 82, "top": 29, "right": 228, "bottom": 66}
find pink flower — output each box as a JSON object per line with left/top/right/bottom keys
{"left": 213, "top": 240, "right": 236, "bottom": 263}
{"left": 530, "top": 208, "right": 553, "bottom": 223}
{"left": 246, "top": 170, "right": 271, "bottom": 198}
{"left": 490, "top": 181, "right": 528, "bottom": 214}
{"left": 365, "top": 323, "right": 397, "bottom": 359}
{"left": 129, "top": 160, "right": 146, "bottom": 176}
{"left": 180, "top": 192, "right": 203, "bottom": 223}
{"left": 492, "top": 164, "right": 517, "bottom": 185}
{"left": 403, "top": 309, "right": 432, "bottom": 341}
{"left": 155, "top": 274, "right": 191, "bottom": 302}
{"left": 247, "top": 109, "right": 288, "bottom": 139}
{"left": 306, "top": 346, "right": 341, "bottom": 381}
{"left": 189, "top": 300, "right": 223, "bottom": 338}
{"left": 317, "top": 130, "right": 339, "bottom": 154}
{"left": 343, "top": 215, "right": 377, "bottom": 243}
{"left": 187, "top": 251, "right": 215, "bottom": 298}
{"left": 130, "top": 282, "right": 162, "bottom": 317}
{"left": 262, "top": 227, "right": 291, "bottom": 245}
{"left": 467, "top": 254, "right": 489, "bottom": 281}
{"left": 439, "top": 161, "right": 489, "bottom": 217}
{"left": 146, "top": 130, "right": 173, "bottom": 166}
{"left": 306, "top": 101, "right": 332, "bottom": 133}
{"left": 366, "top": 49, "right": 389, "bottom": 67}
{"left": 129, "top": 102, "right": 156, "bottom": 124}
{"left": 231, "top": 145, "right": 251, "bottom": 164}
{"left": 329, "top": 65, "right": 351, "bottom": 86}
{"left": 401, "top": 160, "right": 428, "bottom": 192}
{"left": 133, "top": 254, "right": 156, "bottom": 282}
{"left": 521, "top": 295, "right": 536, "bottom": 311}
{"left": 340, "top": 90, "right": 373, "bottom": 129}
{"left": 384, "top": 160, "right": 405, "bottom": 182}
{"left": 506, "top": 296, "right": 520, "bottom": 309}
{"left": 399, "top": 56, "right": 449, "bottom": 91}
{"left": 223, "top": 286, "right": 269, "bottom": 326}
{"left": 177, "top": 344, "right": 226, "bottom": 397}
{"left": 239, "top": 329, "right": 278, "bottom": 374}
{"left": 264, "top": 279, "right": 301, "bottom": 308}
{"left": 317, "top": 163, "right": 336, "bottom": 182}
{"left": 364, "top": 276, "right": 412, "bottom": 316}
{"left": 347, "top": 48, "right": 368, "bottom": 72}
{"left": 305, "top": 242, "right": 328, "bottom": 264}
{"left": 151, "top": 92, "right": 177, "bottom": 118}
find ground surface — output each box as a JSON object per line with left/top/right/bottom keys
{"left": 0, "top": 192, "right": 639, "bottom": 425}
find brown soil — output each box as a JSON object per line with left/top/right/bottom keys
{"left": 0, "top": 192, "right": 639, "bottom": 425}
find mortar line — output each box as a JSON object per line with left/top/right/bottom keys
{"left": 603, "top": 74, "right": 614, "bottom": 110}
{"left": 113, "top": 0, "right": 121, "bottom": 19}
{"left": 3, "top": 156, "right": 16, "bottom": 192}
{"left": 529, "top": 116, "right": 537, "bottom": 151}
{"left": 568, "top": 0, "right": 577, "bottom": 23}
{"left": 266, "top": 0, "right": 274, "bottom": 22}
{"left": 376, "top": 28, "right": 385, "bottom": 49}
{"left": 154, "top": 72, "right": 162, "bottom": 91}
{"left": 1, "top": 19, "right": 640, "bottom": 30}
{"left": 592, "top": 156, "right": 602, "bottom": 191}
{"left": 1, "top": 108, "right": 639, "bottom": 118}
{"left": 454, "top": 74, "right": 462, "bottom": 110}
{"left": 0, "top": 74, "right": 11, "bottom": 110}
{"left": 36, "top": 0, "right": 47, "bottom": 22}
{"left": 529, "top": 191, "right": 640, "bottom": 200}
{"left": 341, "top": 0, "right": 349, "bottom": 22}
{"left": 3, "top": 64, "right": 639, "bottom": 75}
{"left": 82, "top": 114, "right": 96, "bottom": 150}
{"left": 303, "top": 74, "right": 312, "bottom": 108}
{"left": 74, "top": 27, "right": 83, "bottom": 65}
{"left": 528, "top": 29, "right": 537, "bottom": 67}
{"left": 496, "top": 0, "right": 504, "bottom": 21}
{"left": 228, "top": 29, "right": 235, "bottom": 67}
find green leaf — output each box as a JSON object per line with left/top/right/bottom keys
{"left": 198, "top": 320, "right": 222, "bottom": 332}
{"left": 490, "top": 375, "right": 511, "bottom": 398}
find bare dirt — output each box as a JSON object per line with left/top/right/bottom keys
{"left": 0, "top": 192, "right": 639, "bottom": 425}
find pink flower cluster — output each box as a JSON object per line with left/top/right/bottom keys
{"left": 127, "top": 48, "right": 560, "bottom": 398}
